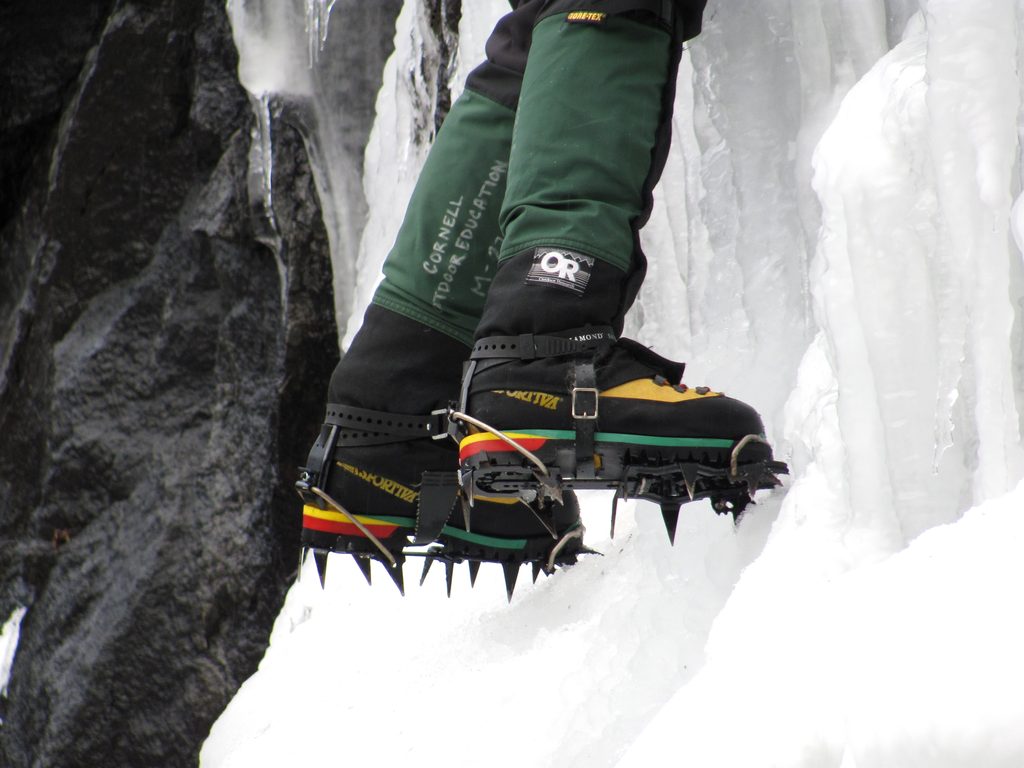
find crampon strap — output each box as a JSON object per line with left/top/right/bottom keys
{"left": 322, "top": 402, "right": 449, "bottom": 446}
{"left": 470, "top": 327, "right": 616, "bottom": 361}
{"left": 413, "top": 471, "right": 459, "bottom": 544}
{"left": 296, "top": 403, "right": 448, "bottom": 506}
{"left": 463, "top": 328, "right": 617, "bottom": 478}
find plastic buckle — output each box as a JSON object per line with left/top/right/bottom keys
{"left": 571, "top": 387, "right": 599, "bottom": 420}
{"left": 518, "top": 333, "right": 537, "bottom": 360}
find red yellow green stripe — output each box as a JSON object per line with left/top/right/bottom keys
{"left": 459, "top": 431, "right": 552, "bottom": 461}
{"left": 302, "top": 504, "right": 584, "bottom": 551}
{"left": 302, "top": 504, "right": 413, "bottom": 538}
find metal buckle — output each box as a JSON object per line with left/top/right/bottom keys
{"left": 571, "top": 387, "right": 599, "bottom": 419}
{"left": 430, "top": 408, "right": 453, "bottom": 441}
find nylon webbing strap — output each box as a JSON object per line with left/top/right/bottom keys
{"left": 471, "top": 328, "right": 616, "bottom": 361}
{"left": 324, "top": 403, "right": 447, "bottom": 446}
{"left": 413, "top": 472, "right": 458, "bottom": 544}
{"left": 306, "top": 424, "right": 339, "bottom": 489}
{"left": 572, "top": 360, "right": 599, "bottom": 479}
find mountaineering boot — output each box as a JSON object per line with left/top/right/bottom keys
{"left": 295, "top": 2, "right": 592, "bottom": 597}
{"left": 453, "top": 4, "right": 786, "bottom": 531}
{"left": 458, "top": 254, "right": 784, "bottom": 528}
{"left": 295, "top": 306, "right": 584, "bottom": 594}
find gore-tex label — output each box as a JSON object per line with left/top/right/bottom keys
{"left": 566, "top": 11, "right": 607, "bottom": 24}
{"left": 524, "top": 248, "right": 594, "bottom": 295}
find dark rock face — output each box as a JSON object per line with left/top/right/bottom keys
{"left": 0, "top": 0, "right": 399, "bottom": 766}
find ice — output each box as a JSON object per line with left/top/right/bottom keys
{"left": 206, "top": 1, "right": 1024, "bottom": 766}
{"left": 616, "top": 3, "right": 1024, "bottom": 762}
{"left": 633, "top": 0, "right": 895, "bottom": 437}
{"left": 304, "top": 0, "right": 337, "bottom": 66}
{"left": 227, "top": 0, "right": 385, "bottom": 331}
{"left": 342, "top": 0, "right": 459, "bottom": 347}
{"left": 0, "top": 606, "right": 27, "bottom": 719}
{"left": 227, "top": 0, "right": 315, "bottom": 97}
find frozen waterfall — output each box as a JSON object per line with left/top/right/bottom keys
{"left": 205, "top": 1, "right": 1024, "bottom": 766}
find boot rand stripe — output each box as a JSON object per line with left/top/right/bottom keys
{"left": 440, "top": 518, "right": 584, "bottom": 549}
{"left": 459, "top": 432, "right": 551, "bottom": 460}
{"left": 302, "top": 506, "right": 528, "bottom": 549}
{"left": 302, "top": 505, "right": 413, "bottom": 537}
{"left": 302, "top": 505, "right": 531, "bottom": 547}
{"left": 439, "top": 525, "right": 527, "bottom": 549}
{"left": 459, "top": 429, "right": 736, "bottom": 460}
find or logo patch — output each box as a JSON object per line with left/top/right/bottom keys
{"left": 567, "top": 11, "right": 607, "bottom": 24}
{"left": 525, "top": 248, "right": 594, "bottom": 295}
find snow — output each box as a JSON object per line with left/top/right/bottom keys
{"left": 619, "top": 481, "right": 1024, "bottom": 768}
{"left": 206, "top": 1, "right": 1024, "bottom": 766}
{"left": 200, "top": 492, "right": 781, "bottom": 768}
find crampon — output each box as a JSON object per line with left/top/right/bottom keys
{"left": 294, "top": 479, "right": 588, "bottom": 602}
{"left": 452, "top": 408, "right": 789, "bottom": 544}
{"left": 293, "top": 404, "right": 589, "bottom": 602}
{"left": 294, "top": 405, "right": 787, "bottom": 601}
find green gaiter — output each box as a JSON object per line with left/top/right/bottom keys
{"left": 499, "top": 13, "right": 671, "bottom": 272}
{"left": 372, "top": 88, "right": 514, "bottom": 346}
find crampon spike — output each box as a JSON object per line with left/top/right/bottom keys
{"left": 468, "top": 560, "right": 480, "bottom": 587}
{"left": 419, "top": 557, "right": 434, "bottom": 587}
{"left": 746, "top": 474, "right": 759, "bottom": 500}
{"left": 610, "top": 488, "right": 621, "bottom": 539}
{"left": 298, "top": 547, "right": 308, "bottom": 582}
{"left": 681, "top": 463, "right": 700, "bottom": 502}
{"left": 313, "top": 549, "right": 329, "bottom": 589}
{"left": 445, "top": 561, "right": 455, "bottom": 598}
{"left": 502, "top": 562, "right": 521, "bottom": 602}
{"left": 532, "top": 561, "right": 543, "bottom": 584}
{"left": 660, "top": 502, "right": 681, "bottom": 545}
{"left": 353, "top": 555, "right": 373, "bottom": 586}
{"left": 548, "top": 483, "right": 564, "bottom": 507}
{"left": 385, "top": 561, "right": 405, "bottom": 596}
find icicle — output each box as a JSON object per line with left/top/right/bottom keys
{"left": 304, "top": 0, "right": 337, "bottom": 67}
{"left": 254, "top": 92, "right": 275, "bottom": 226}
{"left": 247, "top": 91, "right": 288, "bottom": 318}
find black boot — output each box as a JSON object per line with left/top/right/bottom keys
{"left": 456, "top": 252, "right": 786, "bottom": 529}
{"left": 295, "top": 305, "right": 584, "bottom": 593}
